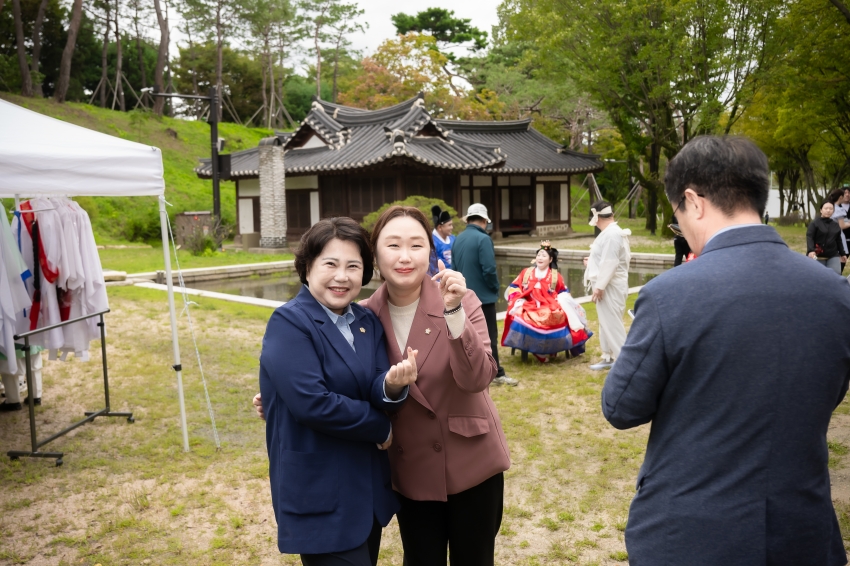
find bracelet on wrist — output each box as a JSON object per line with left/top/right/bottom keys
{"left": 444, "top": 304, "right": 462, "bottom": 316}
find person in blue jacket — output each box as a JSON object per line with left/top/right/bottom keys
{"left": 260, "top": 217, "right": 418, "bottom": 566}
{"left": 430, "top": 205, "right": 455, "bottom": 270}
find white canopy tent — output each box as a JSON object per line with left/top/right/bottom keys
{"left": 0, "top": 98, "right": 190, "bottom": 451}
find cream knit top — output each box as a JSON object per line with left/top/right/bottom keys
{"left": 387, "top": 298, "right": 466, "bottom": 354}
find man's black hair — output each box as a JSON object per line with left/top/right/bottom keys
{"left": 664, "top": 136, "right": 769, "bottom": 216}
{"left": 467, "top": 215, "right": 486, "bottom": 223}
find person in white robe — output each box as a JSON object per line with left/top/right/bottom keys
{"left": 583, "top": 201, "right": 631, "bottom": 370}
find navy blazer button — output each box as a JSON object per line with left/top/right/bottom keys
{"left": 433, "top": 443, "right": 442, "bottom": 452}
{"left": 428, "top": 411, "right": 436, "bottom": 420}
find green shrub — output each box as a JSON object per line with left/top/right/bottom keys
{"left": 360, "top": 195, "right": 460, "bottom": 235}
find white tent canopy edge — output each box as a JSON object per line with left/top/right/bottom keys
{"left": 0, "top": 98, "right": 190, "bottom": 452}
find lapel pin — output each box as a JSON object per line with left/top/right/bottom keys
{"left": 425, "top": 328, "right": 431, "bottom": 335}
{"left": 359, "top": 327, "right": 366, "bottom": 333}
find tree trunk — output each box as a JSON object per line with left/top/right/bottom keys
{"left": 260, "top": 50, "right": 268, "bottom": 128}
{"left": 644, "top": 140, "right": 662, "bottom": 235}
{"left": 185, "top": 23, "right": 201, "bottom": 118}
{"left": 133, "top": 10, "right": 147, "bottom": 90}
{"left": 54, "top": 0, "right": 83, "bottom": 102}
{"left": 215, "top": 4, "right": 223, "bottom": 121}
{"left": 314, "top": 23, "right": 322, "bottom": 98}
{"left": 30, "top": 0, "right": 50, "bottom": 96}
{"left": 153, "top": 0, "right": 168, "bottom": 115}
{"left": 114, "top": 0, "right": 125, "bottom": 112}
{"left": 331, "top": 31, "right": 343, "bottom": 104}
{"left": 777, "top": 170, "right": 786, "bottom": 218}
{"left": 100, "top": 6, "right": 110, "bottom": 108}
{"left": 11, "top": 0, "right": 33, "bottom": 96}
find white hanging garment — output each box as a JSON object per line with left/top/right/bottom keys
{"left": 12, "top": 199, "right": 65, "bottom": 350}
{"left": 0, "top": 203, "right": 33, "bottom": 374}
{"left": 55, "top": 198, "right": 91, "bottom": 360}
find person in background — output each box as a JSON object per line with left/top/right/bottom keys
{"left": 602, "top": 135, "right": 850, "bottom": 565}
{"left": 837, "top": 188, "right": 850, "bottom": 245}
{"left": 430, "top": 205, "right": 455, "bottom": 270}
{"left": 670, "top": 216, "right": 692, "bottom": 266}
{"left": 828, "top": 189, "right": 850, "bottom": 273}
{"left": 452, "top": 203, "right": 518, "bottom": 386}
{"left": 583, "top": 201, "right": 631, "bottom": 371}
{"left": 259, "top": 217, "right": 418, "bottom": 566}
{"left": 501, "top": 241, "right": 592, "bottom": 362}
{"left": 807, "top": 201, "right": 846, "bottom": 275}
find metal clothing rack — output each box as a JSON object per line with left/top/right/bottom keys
{"left": 6, "top": 210, "right": 132, "bottom": 467}
{"left": 7, "top": 310, "right": 133, "bottom": 466}
{"left": 6, "top": 309, "right": 135, "bottom": 466}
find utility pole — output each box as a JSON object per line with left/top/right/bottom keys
{"left": 146, "top": 85, "right": 222, "bottom": 222}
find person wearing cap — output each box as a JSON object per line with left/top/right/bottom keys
{"left": 452, "top": 204, "right": 518, "bottom": 386}
{"left": 430, "top": 206, "right": 455, "bottom": 270}
{"left": 582, "top": 201, "right": 631, "bottom": 371}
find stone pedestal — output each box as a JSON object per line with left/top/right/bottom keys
{"left": 259, "top": 138, "right": 287, "bottom": 249}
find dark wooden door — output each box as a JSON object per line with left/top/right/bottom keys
{"left": 287, "top": 190, "right": 312, "bottom": 237}
{"left": 510, "top": 187, "right": 532, "bottom": 220}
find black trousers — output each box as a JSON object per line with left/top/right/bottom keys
{"left": 398, "top": 473, "right": 504, "bottom": 566}
{"left": 480, "top": 303, "right": 505, "bottom": 377}
{"left": 301, "top": 517, "right": 382, "bottom": 566}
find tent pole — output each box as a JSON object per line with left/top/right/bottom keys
{"left": 159, "top": 196, "right": 189, "bottom": 452}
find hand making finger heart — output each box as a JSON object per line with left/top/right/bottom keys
{"left": 386, "top": 347, "right": 419, "bottom": 391}
{"left": 431, "top": 259, "right": 466, "bottom": 311}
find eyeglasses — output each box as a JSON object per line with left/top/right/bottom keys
{"left": 672, "top": 192, "right": 705, "bottom": 217}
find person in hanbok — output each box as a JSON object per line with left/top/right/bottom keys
{"left": 583, "top": 201, "right": 631, "bottom": 371}
{"left": 501, "top": 241, "right": 592, "bottom": 362}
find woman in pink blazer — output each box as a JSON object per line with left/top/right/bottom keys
{"left": 362, "top": 205, "right": 511, "bottom": 566}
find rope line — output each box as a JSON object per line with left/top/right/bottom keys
{"left": 162, "top": 200, "right": 221, "bottom": 450}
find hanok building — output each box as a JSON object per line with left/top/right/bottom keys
{"left": 194, "top": 94, "right": 603, "bottom": 248}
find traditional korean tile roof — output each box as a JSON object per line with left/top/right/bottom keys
{"left": 194, "top": 95, "right": 602, "bottom": 178}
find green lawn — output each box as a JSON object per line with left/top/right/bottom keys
{"left": 98, "top": 246, "right": 293, "bottom": 274}
{"left": 1, "top": 286, "right": 847, "bottom": 564}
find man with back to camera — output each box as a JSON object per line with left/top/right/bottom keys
{"left": 601, "top": 136, "right": 850, "bottom": 565}
{"left": 452, "top": 203, "right": 517, "bottom": 386}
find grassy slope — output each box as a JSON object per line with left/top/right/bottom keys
{"left": 0, "top": 92, "right": 273, "bottom": 243}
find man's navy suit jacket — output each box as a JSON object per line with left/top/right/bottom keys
{"left": 603, "top": 225, "right": 850, "bottom": 565}
{"left": 260, "top": 286, "right": 401, "bottom": 555}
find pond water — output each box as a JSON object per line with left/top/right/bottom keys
{"left": 190, "top": 259, "right": 665, "bottom": 312}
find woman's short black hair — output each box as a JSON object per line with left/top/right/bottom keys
{"left": 294, "top": 217, "right": 374, "bottom": 286}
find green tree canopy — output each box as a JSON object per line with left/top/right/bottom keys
{"left": 391, "top": 8, "right": 487, "bottom": 52}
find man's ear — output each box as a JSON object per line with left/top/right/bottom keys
{"left": 686, "top": 189, "right": 706, "bottom": 219}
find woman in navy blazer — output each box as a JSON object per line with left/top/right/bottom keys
{"left": 259, "top": 217, "right": 418, "bottom": 566}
